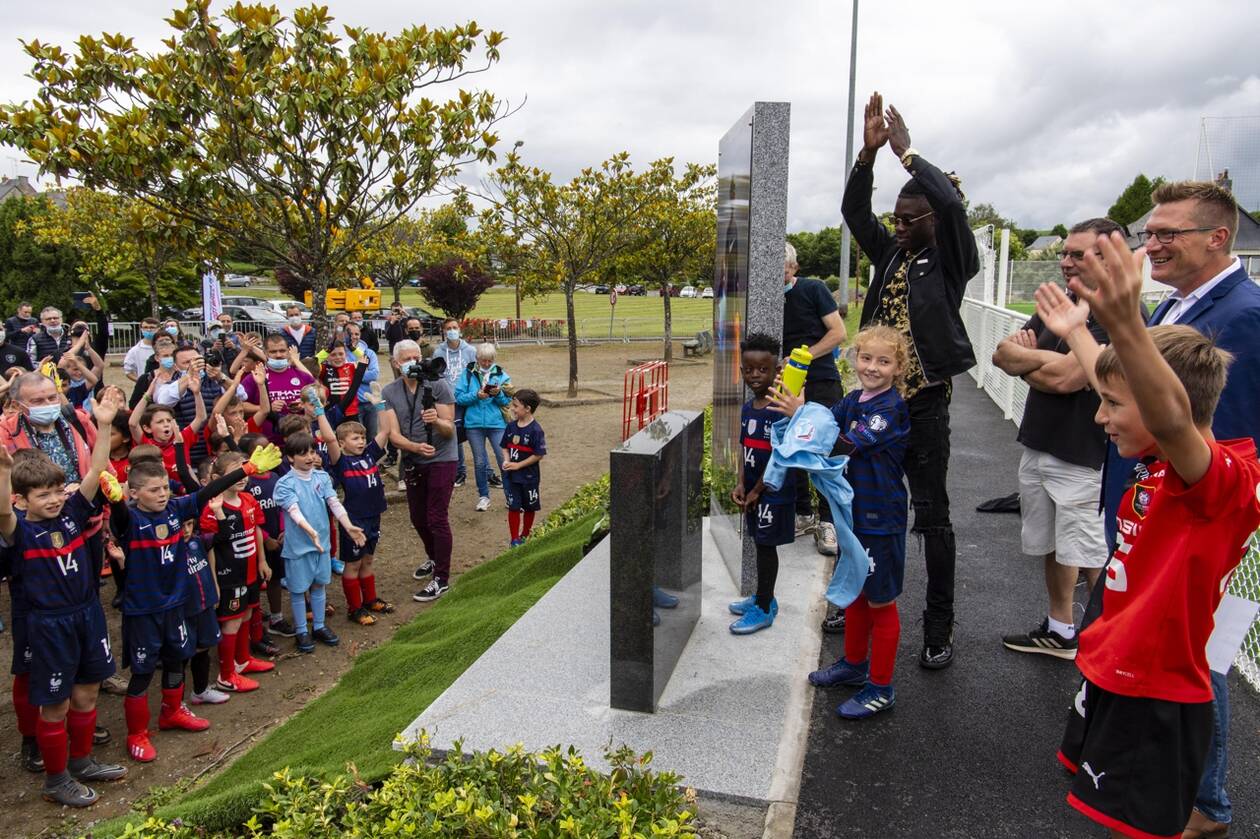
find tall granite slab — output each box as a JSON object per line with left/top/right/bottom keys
{"left": 711, "top": 102, "right": 790, "bottom": 594}
{"left": 609, "top": 410, "right": 704, "bottom": 712}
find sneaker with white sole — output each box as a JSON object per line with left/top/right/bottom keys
{"left": 1001, "top": 618, "right": 1078, "bottom": 660}
{"left": 189, "top": 687, "right": 231, "bottom": 705}
{"left": 413, "top": 578, "right": 450, "bottom": 602}
{"left": 43, "top": 772, "right": 98, "bottom": 807}
{"left": 814, "top": 521, "right": 838, "bottom": 556}
{"left": 413, "top": 559, "right": 435, "bottom": 579}
{"left": 794, "top": 513, "right": 817, "bottom": 536}
{"left": 475, "top": 496, "right": 491, "bottom": 512}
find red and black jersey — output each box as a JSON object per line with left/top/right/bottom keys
{"left": 6, "top": 493, "right": 101, "bottom": 613}
{"left": 142, "top": 427, "right": 202, "bottom": 489}
{"left": 320, "top": 361, "right": 360, "bottom": 416}
{"left": 1078, "top": 439, "right": 1260, "bottom": 703}
{"left": 199, "top": 492, "right": 261, "bottom": 590}
{"left": 246, "top": 471, "right": 283, "bottom": 539}
{"left": 328, "top": 440, "right": 386, "bottom": 519}
{"left": 117, "top": 495, "right": 201, "bottom": 616}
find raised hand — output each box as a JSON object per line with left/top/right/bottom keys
{"left": 766, "top": 375, "right": 805, "bottom": 416}
{"left": 885, "top": 104, "right": 912, "bottom": 158}
{"left": 92, "top": 386, "right": 126, "bottom": 424}
{"left": 1033, "top": 282, "right": 1090, "bottom": 340}
{"left": 1071, "top": 232, "right": 1146, "bottom": 333}
{"left": 862, "top": 91, "right": 889, "bottom": 153}
{"left": 207, "top": 493, "right": 224, "bottom": 515}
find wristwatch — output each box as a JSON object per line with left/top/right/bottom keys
{"left": 900, "top": 147, "right": 919, "bottom": 168}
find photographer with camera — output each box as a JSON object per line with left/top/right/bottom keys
{"left": 380, "top": 339, "right": 458, "bottom": 602}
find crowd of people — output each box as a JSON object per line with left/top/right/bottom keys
{"left": 0, "top": 294, "right": 548, "bottom": 807}
{"left": 755, "top": 94, "right": 1260, "bottom": 839}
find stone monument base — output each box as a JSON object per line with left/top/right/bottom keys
{"left": 398, "top": 518, "right": 830, "bottom": 807}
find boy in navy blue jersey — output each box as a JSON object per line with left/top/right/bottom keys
{"left": 784, "top": 325, "right": 911, "bottom": 720}
{"left": 728, "top": 333, "right": 795, "bottom": 635}
{"left": 180, "top": 516, "right": 223, "bottom": 706}
{"left": 0, "top": 388, "right": 126, "bottom": 807}
{"left": 499, "top": 389, "right": 546, "bottom": 547}
{"left": 326, "top": 416, "right": 395, "bottom": 624}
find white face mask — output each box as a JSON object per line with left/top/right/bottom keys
{"left": 288, "top": 316, "right": 303, "bottom": 328}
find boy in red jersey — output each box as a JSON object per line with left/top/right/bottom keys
{"left": 1033, "top": 232, "right": 1260, "bottom": 839}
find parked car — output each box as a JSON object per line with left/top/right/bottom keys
{"left": 613, "top": 284, "right": 628, "bottom": 294}
{"left": 593, "top": 285, "right": 610, "bottom": 294}
{"left": 366, "top": 305, "right": 443, "bottom": 337}
{"left": 406, "top": 277, "right": 422, "bottom": 288}
{"left": 266, "top": 299, "right": 312, "bottom": 319}
{"left": 221, "top": 295, "right": 273, "bottom": 309}
{"left": 662, "top": 284, "right": 682, "bottom": 297}
{"left": 220, "top": 304, "right": 287, "bottom": 329}
{"left": 700, "top": 287, "right": 714, "bottom": 299}
{"left": 223, "top": 273, "right": 253, "bottom": 287}
{"left": 626, "top": 285, "right": 647, "bottom": 296}
{"left": 679, "top": 286, "right": 697, "bottom": 298}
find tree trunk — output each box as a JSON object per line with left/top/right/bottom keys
{"left": 393, "top": 282, "right": 402, "bottom": 306}
{"left": 310, "top": 274, "right": 329, "bottom": 350}
{"left": 662, "top": 283, "right": 673, "bottom": 364}
{"left": 565, "top": 282, "right": 579, "bottom": 398}
{"left": 148, "top": 273, "right": 160, "bottom": 320}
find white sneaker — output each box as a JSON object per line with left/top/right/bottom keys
{"left": 794, "top": 514, "right": 817, "bottom": 536}
{"left": 398, "top": 479, "right": 406, "bottom": 492}
{"left": 189, "top": 687, "right": 231, "bottom": 705}
{"left": 815, "top": 522, "right": 838, "bottom": 556}
{"left": 475, "top": 496, "right": 491, "bottom": 512}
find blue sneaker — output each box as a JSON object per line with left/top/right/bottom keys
{"left": 509, "top": 538, "right": 525, "bottom": 548}
{"left": 331, "top": 558, "right": 345, "bottom": 575}
{"left": 653, "top": 587, "right": 679, "bottom": 609}
{"left": 837, "top": 683, "right": 896, "bottom": 719}
{"left": 728, "top": 596, "right": 778, "bottom": 617}
{"left": 808, "top": 657, "right": 868, "bottom": 687}
{"left": 729, "top": 604, "right": 774, "bottom": 635}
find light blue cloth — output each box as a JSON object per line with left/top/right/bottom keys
{"left": 273, "top": 468, "right": 336, "bottom": 593}
{"left": 352, "top": 340, "right": 379, "bottom": 402}
{"left": 763, "top": 403, "right": 871, "bottom": 609}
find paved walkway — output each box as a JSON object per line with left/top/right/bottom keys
{"left": 792, "top": 379, "right": 1260, "bottom": 838}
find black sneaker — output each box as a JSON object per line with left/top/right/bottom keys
{"left": 20, "top": 736, "right": 43, "bottom": 773}
{"left": 252, "top": 636, "right": 282, "bottom": 658}
{"left": 69, "top": 755, "right": 127, "bottom": 782}
{"left": 43, "top": 772, "right": 98, "bottom": 807}
{"left": 453, "top": 474, "right": 466, "bottom": 489}
{"left": 312, "top": 626, "right": 340, "bottom": 647}
{"left": 383, "top": 453, "right": 398, "bottom": 468}
{"left": 1002, "top": 619, "right": 1078, "bottom": 660}
{"left": 821, "top": 609, "right": 846, "bottom": 634}
{"left": 413, "top": 559, "right": 435, "bottom": 580}
{"left": 268, "top": 617, "right": 297, "bottom": 638}
{"left": 93, "top": 725, "right": 111, "bottom": 746}
{"left": 413, "top": 579, "right": 450, "bottom": 602}
{"left": 487, "top": 472, "right": 503, "bottom": 488}
{"left": 920, "top": 611, "right": 955, "bottom": 670}
{"left": 296, "top": 632, "right": 315, "bottom": 654}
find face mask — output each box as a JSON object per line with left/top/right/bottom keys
{"left": 288, "top": 316, "right": 303, "bottom": 328}
{"left": 159, "top": 356, "right": 175, "bottom": 370}
{"left": 141, "top": 329, "right": 156, "bottom": 340}
{"left": 445, "top": 329, "right": 460, "bottom": 342}
{"left": 407, "top": 330, "right": 423, "bottom": 341}
{"left": 165, "top": 325, "right": 179, "bottom": 336}
{"left": 47, "top": 325, "right": 64, "bottom": 337}
{"left": 783, "top": 278, "right": 796, "bottom": 294}
{"left": 400, "top": 360, "right": 419, "bottom": 378}
{"left": 267, "top": 358, "right": 290, "bottom": 372}
{"left": 209, "top": 327, "right": 222, "bottom": 339}
{"left": 27, "top": 404, "right": 62, "bottom": 426}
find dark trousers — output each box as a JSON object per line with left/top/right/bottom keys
{"left": 904, "top": 384, "right": 956, "bottom": 635}
{"left": 403, "top": 459, "right": 457, "bottom": 583}
{"left": 793, "top": 378, "right": 846, "bottom": 521}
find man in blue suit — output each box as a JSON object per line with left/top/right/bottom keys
{"left": 1137, "top": 180, "right": 1260, "bottom": 839}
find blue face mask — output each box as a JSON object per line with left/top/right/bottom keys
{"left": 159, "top": 356, "right": 175, "bottom": 370}
{"left": 266, "top": 358, "right": 290, "bottom": 372}
{"left": 141, "top": 329, "right": 156, "bottom": 340}
{"left": 400, "top": 360, "right": 419, "bottom": 378}
{"left": 27, "top": 404, "right": 62, "bottom": 426}
{"left": 445, "top": 329, "right": 460, "bottom": 342}
{"left": 165, "top": 326, "right": 179, "bottom": 337}
{"left": 784, "top": 277, "right": 797, "bottom": 294}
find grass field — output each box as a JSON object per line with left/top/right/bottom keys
{"left": 96, "top": 510, "right": 605, "bottom": 836}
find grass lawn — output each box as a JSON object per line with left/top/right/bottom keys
{"left": 96, "top": 510, "right": 606, "bottom": 836}
{"left": 1006, "top": 301, "right": 1036, "bottom": 315}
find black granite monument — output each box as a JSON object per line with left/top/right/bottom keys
{"left": 609, "top": 410, "right": 704, "bottom": 712}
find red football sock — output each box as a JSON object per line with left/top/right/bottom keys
{"left": 522, "top": 511, "right": 535, "bottom": 537}
{"left": 161, "top": 686, "right": 183, "bottom": 716}
{"left": 66, "top": 708, "right": 96, "bottom": 760}
{"left": 342, "top": 576, "right": 363, "bottom": 612}
{"left": 843, "top": 594, "right": 872, "bottom": 665}
{"left": 235, "top": 619, "right": 252, "bottom": 666}
{"left": 250, "top": 608, "right": 264, "bottom": 643}
{"left": 508, "top": 510, "right": 521, "bottom": 541}
{"left": 123, "top": 694, "right": 150, "bottom": 738}
{"left": 36, "top": 717, "right": 68, "bottom": 776}
{"left": 218, "top": 632, "right": 237, "bottom": 681}
{"left": 360, "top": 574, "right": 378, "bottom": 604}
{"left": 12, "top": 674, "right": 37, "bottom": 738}
{"left": 868, "top": 601, "right": 901, "bottom": 686}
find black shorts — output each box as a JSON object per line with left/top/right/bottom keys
{"left": 217, "top": 582, "right": 252, "bottom": 621}
{"left": 123, "top": 608, "right": 194, "bottom": 674}
{"left": 503, "top": 478, "right": 541, "bottom": 513}
{"left": 28, "top": 603, "right": 116, "bottom": 705}
{"left": 10, "top": 607, "right": 31, "bottom": 676}
{"left": 859, "top": 532, "right": 906, "bottom": 603}
{"left": 746, "top": 499, "right": 795, "bottom": 547}
{"left": 185, "top": 606, "right": 221, "bottom": 650}
{"left": 264, "top": 545, "right": 284, "bottom": 586}
{"left": 1058, "top": 678, "right": 1213, "bottom": 839}
{"left": 339, "top": 516, "right": 381, "bottom": 563}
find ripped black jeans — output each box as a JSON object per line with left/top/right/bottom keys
{"left": 905, "top": 384, "right": 957, "bottom": 639}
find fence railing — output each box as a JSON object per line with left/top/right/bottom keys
{"left": 960, "top": 297, "right": 1260, "bottom": 692}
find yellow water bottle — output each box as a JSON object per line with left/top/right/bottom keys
{"left": 781, "top": 345, "right": 813, "bottom": 396}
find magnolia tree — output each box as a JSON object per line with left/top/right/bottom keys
{"left": 0, "top": 1, "right": 511, "bottom": 342}
{"left": 355, "top": 196, "right": 479, "bottom": 305}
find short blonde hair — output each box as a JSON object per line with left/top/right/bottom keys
{"left": 1094, "top": 325, "right": 1232, "bottom": 426}
{"left": 852, "top": 325, "right": 910, "bottom": 393}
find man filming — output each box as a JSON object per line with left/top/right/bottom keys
{"left": 379, "top": 339, "right": 458, "bottom": 603}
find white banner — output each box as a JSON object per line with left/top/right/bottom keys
{"left": 201, "top": 271, "right": 222, "bottom": 324}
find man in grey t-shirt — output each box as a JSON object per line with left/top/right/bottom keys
{"left": 380, "top": 339, "right": 458, "bottom": 601}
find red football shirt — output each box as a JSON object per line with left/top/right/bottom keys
{"left": 198, "top": 491, "right": 262, "bottom": 583}
{"left": 1078, "top": 438, "right": 1260, "bottom": 702}
{"left": 142, "top": 426, "right": 201, "bottom": 487}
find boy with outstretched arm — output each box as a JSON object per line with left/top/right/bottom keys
{"left": 500, "top": 389, "right": 546, "bottom": 547}
{"left": 0, "top": 387, "right": 126, "bottom": 807}
{"left": 1034, "top": 232, "right": 1260, "bottom": 839}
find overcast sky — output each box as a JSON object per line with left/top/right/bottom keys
{"left": 3, "top": 1, "right": 1259, "bottom": 231}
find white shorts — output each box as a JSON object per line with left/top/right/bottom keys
{"left": 1018, "top": 448, "right": 1107, "bottom": 568}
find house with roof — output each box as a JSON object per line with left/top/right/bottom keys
{"left": 1126, "top": 205, "right": 1260, "bottom": 284}
{"left": 0, "top": 175, "right": 39, "bottom": 203}
{"left": 1026, "top": 234, "right": 1062, "bottom": 256}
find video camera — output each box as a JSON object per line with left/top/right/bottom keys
{"left": 404, "top": 355, "right": 446, "bottom": 382}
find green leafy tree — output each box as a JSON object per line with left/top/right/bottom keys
{"left": 0, "top": 2, "right": 510, "bottom": 344}
{"left": 1051, "top": 223, "right": 1069, "bottom": 239}
{"left": 481, "top": 152, "right": 668, "bottom": 397}
{"left": 0, "top": 195, "right": 78, "bottom": 318}
{"left": 355, "top": 197, "right": 479, "bottom": 305}
{"left": 612, "top": 161, "right": 715, "bottom": 363}
{"left": 1108, "top": 174, "right": 1166, "bottom": 226}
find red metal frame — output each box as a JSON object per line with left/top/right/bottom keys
{"left": 622, "top": 361, "right": 670, "bottom": 440}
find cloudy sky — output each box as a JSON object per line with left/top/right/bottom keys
{"left": 3, "top": 1, "right": 1259, "bottom": 232}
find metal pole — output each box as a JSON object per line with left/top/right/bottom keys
{"left": 838, "top": 0, "right": 859, "bottom": 307}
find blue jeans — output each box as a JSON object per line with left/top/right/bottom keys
{"left": 465, "top": 426, "right": 504, "bottom": 498}
{"left": 1195, "top": 669, "right": 1231, "bottom": 824}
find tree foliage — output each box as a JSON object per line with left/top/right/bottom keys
{"left": 418, "top": 257, "right": 495, "bottom": 322}
{"left": 0, "top": 195, "right": 79, "bottom": 318}
{"left": 0, "top": 1, "right": 511, "bottom": 343}
{"left": 787, "top": 226, "right": 848, "bottom": 279}
{"left": 1108, "top": 173, "right": 1166, "bottom": 227}
{"left": 355, "top": 196, "right": 480, "bottom": 305}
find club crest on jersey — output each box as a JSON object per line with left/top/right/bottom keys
{"left": 229, "top": 597, "right": 240, "bottom": 612}
{"left": 513, "top": 435, "right": 521, "bottom": 445}
{"left": 49, "top": 673, "right": 63, "bottom": 691}
{"left": 868, "top": 414, "right": 887, "bottom": 432}
{"left": 291, "top": 377, "right": 302, "bottom": 386}
{"left": 50, "top": 532, "right": 64, "bottom": 549}
{"left": 155, "top": 523, "right": 169, "bottom": 540}
{"left": 793, "top": 419, "right": 816, "bottom": 443}
{"left": 1132, "top": 483, "right": 1154, "bottom": 519}
{"left": 746, "top": 418, "right": 757, "bottom": 436}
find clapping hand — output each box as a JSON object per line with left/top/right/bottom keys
{"left": 1033, "top": 283, "right": 1090, "bottom": 341}
{"left": 862, "top": 92, "right": 889, "bottom": 152}
{"left": 885, "top": 104, "right": 912, "bottom": 158}
{"left": 1070, "top": 232, "right": 1146, "bottom": 334}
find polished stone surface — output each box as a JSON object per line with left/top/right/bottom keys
{"left": 609, "top": 410, "right": 703, "bottom": 712}
{"left": 399, "top": 519, "right": 830, "bottom": 803}
{"left": 712, "top": 102, "right": 791, "bottom": 594}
